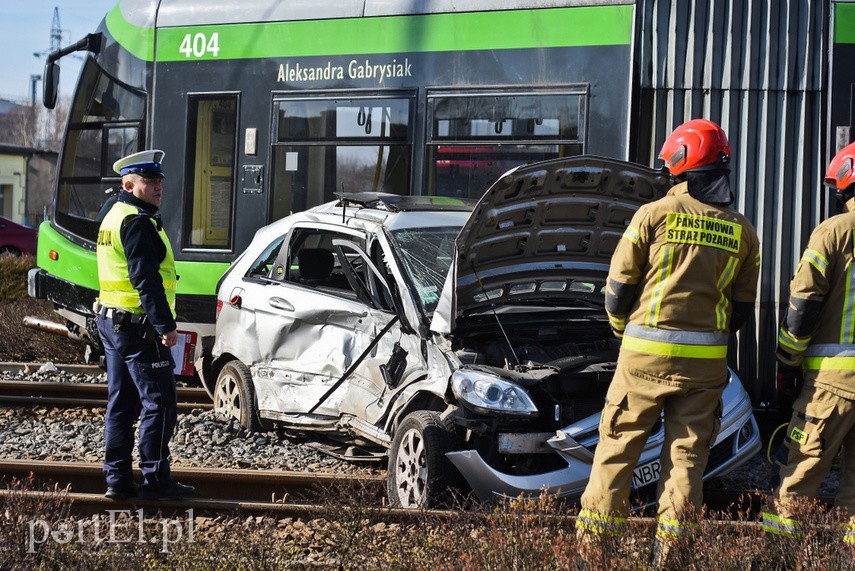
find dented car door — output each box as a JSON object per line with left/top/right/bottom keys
{"left": 246, "top": 225, "right": 403, "bottom": 421}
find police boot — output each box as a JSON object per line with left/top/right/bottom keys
{"left": 139, "top": 479, "right": 196, "bottom": 500}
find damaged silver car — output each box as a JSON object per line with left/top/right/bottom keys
{"left": 205, "top": 156, "right": 761, "bottom": 509}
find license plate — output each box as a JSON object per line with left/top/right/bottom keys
{"left": 632, "top": 458, "right": 661, "bottom": 489}
{"left": 497, "top": 432, "right": 552, "bottom": 454}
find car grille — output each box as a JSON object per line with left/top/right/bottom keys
{"left": 532, "top": 370, "right": 613, "bottom": 428}
{"left": 704, "top": 433, "right": 734, "bottom": 474}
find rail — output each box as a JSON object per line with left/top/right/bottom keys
{"left": 0, "top": 381, "right": 211, "bottom": 411}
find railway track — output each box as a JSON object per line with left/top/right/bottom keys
{"left": 0, "top": 381, "right": 211, "bottom": 411}
{"left": 0, "top": 459, "right": 387, "bottom": 517}
{"left": 0, "top": 465, "right": 771, "bottom": 530}
{"left": 0, "top": 458, "right": 778, "bottom": 518}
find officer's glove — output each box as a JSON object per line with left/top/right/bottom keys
{"left": 776, "top": 361, "right": 804, "bottom": 399}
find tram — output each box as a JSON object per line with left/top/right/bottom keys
{"left": 28, "top": 0, "right": 636, "bottom": 381}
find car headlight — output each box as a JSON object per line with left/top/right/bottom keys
{"left": 451, "top": 370, "right": 538, "bottom": 416}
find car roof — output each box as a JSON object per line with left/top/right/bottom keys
{"left": 274, "top": 193, "right": 474, "bottom": 231}
{"left": 335, "top": 192, "right": 476, "bottom": 213}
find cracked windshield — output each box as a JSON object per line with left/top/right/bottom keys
{"left": 392, "top": 227, "right": 458, "bottom": 315}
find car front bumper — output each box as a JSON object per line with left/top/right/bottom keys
{"left": 446, "top": 378, "right": 762, "bottom": 504}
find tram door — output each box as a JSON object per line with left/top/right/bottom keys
{"left": 184, "top": 96, "right": 238, "bottom": 249}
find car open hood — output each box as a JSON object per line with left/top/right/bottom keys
{"left": 431, "top": 156, "right": 670, "bottom": 334}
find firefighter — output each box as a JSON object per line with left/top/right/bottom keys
{"left": 762, "top": 141, "right": 855, "bottom": 546}
{"left": 575, "top": 119, "right": 761, "bottom": 563}
{"left": 96, "top": 149, "right": 195, "bottom": 500}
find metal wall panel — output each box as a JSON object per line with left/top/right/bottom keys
{"left": 632, "top": 0, "right": 827, "bottom": 403}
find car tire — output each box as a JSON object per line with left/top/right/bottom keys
{"left": 387, "top": 410, "right": 462, "bottom": 509}
{"left": 214, "top": 360, "right": 263, "bottom": 432}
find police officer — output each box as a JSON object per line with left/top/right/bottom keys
{"left": 96, "top": 149, "right": 195, "bottom": 500}
{"left": 762, "top": 141, "right": 855, "bottom": 544}
{"left": 575, "top": 119, "right": 761, "bottom": 562}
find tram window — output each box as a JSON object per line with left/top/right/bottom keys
{"left": 270, "top": 95, "right": 413, "bottom": 219}
{"left": 427, "top": 143, "right": 583, "bottom": 199}
{"left": 184, "top": 96, "right": 237, "bottom": 250}
{"left": 86, "top": 73, "right": 146, "bottom": 122}
{"left": 425, "top": 90, "right": 587, "bottom": 199}
{"left": 106, "top": 127, "right": 140, "bottom": 178}
{"left": 271, "top": 144, "right": 410, "bottom": 219}
{"left": 71, "top": 129, "right": 102, "bottom": 179}
{"left": 54, "top": 59, "right": 145, "bottom": 242}
{"left": 277, "top": 98, "right": 410, "bottom": 141}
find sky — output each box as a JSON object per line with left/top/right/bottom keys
{"left": 1, "top": 1, "right": 118, "bottom": 104}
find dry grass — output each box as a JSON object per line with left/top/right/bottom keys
{"left": 0, "top": 254, "right": 85, "bottom": 363}
{"left": 2, "top": 480, "right": 854, "bottom": 570}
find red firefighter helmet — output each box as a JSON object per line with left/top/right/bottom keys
{"left": 659, "top": 119, "right": 730, "bottom": 176}
{"left": 825, "top": 141, "right": 855, "bottom": 191}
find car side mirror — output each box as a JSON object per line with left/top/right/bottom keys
{"left": 43, "top": 61, "right": 59, "bottom": 110}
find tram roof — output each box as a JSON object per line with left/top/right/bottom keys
{"left": 116, "top": 0, "right": 633, "bottom": 28}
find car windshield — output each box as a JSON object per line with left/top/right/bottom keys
{"left": 391, "top": 227, "right": 459, "bottom": 316}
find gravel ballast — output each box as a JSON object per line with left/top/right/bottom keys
{"left": 0, "top": 363, "right": 841, "bottom": 498}
{"left": 0, "top": 364, "right": 379, "bottom": 476}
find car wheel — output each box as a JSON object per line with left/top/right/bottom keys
{"left": 214, "top": 360, "right": 263, "bottom": 432}
{"left": 387, "top": 410, "right": 461, "bottom": 509}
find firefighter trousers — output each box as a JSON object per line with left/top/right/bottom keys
{"left": 775, "top": 383, "right": 855, "bottom": 518}
{"left": 579, "top": 367, "right": 725, "bottom": 524}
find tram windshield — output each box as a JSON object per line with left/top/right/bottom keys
{"left": 53, "top": 58, "right": 145, "bottom": 243}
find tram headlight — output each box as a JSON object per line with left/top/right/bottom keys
{"left": 451, "top": 370, "right": 538, "bottom": 416}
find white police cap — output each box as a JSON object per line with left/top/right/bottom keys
{"left": 112, "top": 149, "right": 166, "bottom": 178}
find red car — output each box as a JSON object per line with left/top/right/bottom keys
{"left": 0, "top": 216, "right": 38, "bottom": 256}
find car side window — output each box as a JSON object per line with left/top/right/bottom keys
{"left": 275, "top": 229, "right": 366, "bottom": 301}
{"left": 245, "top": 236, "right": 286, "bottom": 281}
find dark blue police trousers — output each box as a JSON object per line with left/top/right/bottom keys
{"left": 97, "top": 315, "right": 177, "bottom": 487}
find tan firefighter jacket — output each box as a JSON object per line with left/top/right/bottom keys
{"left": 778, "top": 198, "right": 855, "bottom": 399}
{"left": 605, "top": 182, "right": 761, "bottom": 386}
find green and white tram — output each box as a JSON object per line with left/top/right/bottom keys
{"left": 29, "top": 0, "right": 636, "bottom": 387}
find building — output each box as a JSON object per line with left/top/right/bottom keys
{"left": 0, "top": 143, "right": 57, "bottom": 227}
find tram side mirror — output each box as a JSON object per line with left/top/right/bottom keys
{"left": 43, "top": 61, "right": 59, "bottom": 110}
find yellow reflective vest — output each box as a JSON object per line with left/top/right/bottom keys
{"left": 96, "top": 200, "right": 177, "bottom": 316}
{"left": 778, "top": 198, "right": 855, "bottom": 397}
{"left": 606, "top": 182, "right": 761, "bottom": 385}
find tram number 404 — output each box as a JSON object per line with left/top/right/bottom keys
{"left": 179, "top": 33, "right": 220, "bottom": 58}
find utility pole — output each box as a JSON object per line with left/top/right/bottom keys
{"left": 31, "top": 7, "right": 68, "bottom": 147}
{"left": 49, "top": 7, "right": 62, "bottom": 52}
{"left": 33, "top": 7, "right": 66, "bottom": 59}
{"left": 30, "top": 75, "right": 42, "bottom": 107}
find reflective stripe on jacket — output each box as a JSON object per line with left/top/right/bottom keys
{"left": 97, "top": 200, "right": 177, "bottom": 314}
{"left": 778, "top": 199, "right": 855, "bottom": 393}
{"left": 622, "top": 324, "right": 729, "bottom": 359}
{"left": 606, "top": 182, "right": 760, "bottom": 381}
